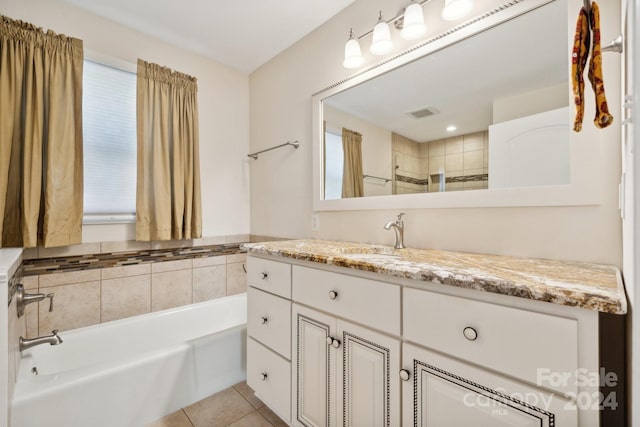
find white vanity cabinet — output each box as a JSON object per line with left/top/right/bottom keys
{"left": 246, "top": 253, "right": 605, "bottom": 427}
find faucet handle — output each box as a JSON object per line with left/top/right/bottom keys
{"left": 52, "top": 329, "right": 59, "bottom": 335}
{"left": 46, "top": 293, "right": 55, "bottom": 312}
{"left": 397, "top": 212, "right": 405, "bottom": 221}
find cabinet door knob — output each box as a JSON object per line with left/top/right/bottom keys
{"left": 260, "top": 272, "right": 268, "bottom": 280}
{"left": 332, "top": 338, "right": 342, "bottom": 349}
{"left": 260, "top": 372, "right": 268, "bottom": 381}
{"left": 260, "top": 316, "right": 268, "bottom": 324}
{"left": 399, "top": 369, "right": 410, "bottom": 381}
{"left": 326, "top": 336, "right": 334, "bottom": 346}
{"left": 328, "top": 290, "right": 338, "bottom": 300}
{"left": 463, "top": 327, "right": 478, "bottom": 341}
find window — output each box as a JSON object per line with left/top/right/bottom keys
{"left": 82, "top": 59, "right": 136, "bottom": 221}
{"left": 324, "top": 130, "right": 343, "bottom": 200}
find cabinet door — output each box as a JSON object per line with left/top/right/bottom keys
{"left": 337, "top": 319, "right": 400, "bottom": 427}
{"left": 291, "top": 304, "right": 337, "bottom": 427}
{"left": 402, "top": 343, "right": 577, "bottom": 427}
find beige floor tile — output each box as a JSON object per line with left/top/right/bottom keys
{"left": 226, "top": 263, "right": 247, "bottom": 296}
{"left": 193, "top": 265, "right": 226, "bottom": 303}
{"left": 228, "top": 411, "right": 272, "bottom": 427}
{"left": 102, "top": 275, "right": 151, "bottom": 322}
{"left": 146, "top": 409, "right": 193, "bottom": 427}
{"left": 258, "top": 405, "right": 288, "bottom": 427}
{"left": 39, "top": 281, "right": 101, "bottom": 332}
{"left": 152, "top": 270, "right": 192, "bottom": 311}
{"left": 184, "top": 387, "right": 254, "bottom": 427}
{"left": 233, "top": 381, "right": 264, "bottom": 409}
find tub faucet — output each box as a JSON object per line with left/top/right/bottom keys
{"left": 19, "top": 329, "right": 63, "bottom": 352}
{"left": 384, "top": 212, "right": 405, "bottom": 249}
{"left": 16, "top": 284, "right": 54, "bottom": 318}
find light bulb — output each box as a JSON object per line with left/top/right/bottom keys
{"left": 441, "top": 0, "right": 474, "bottom": 21}
{"left": 343, "top": 29, "right": 364, "bottom": 69}
{"left": 401, "top": 2, "right": 426, "bottom": 40}
{"left": 370, "top": 12, "right": 393, "bottom": 55}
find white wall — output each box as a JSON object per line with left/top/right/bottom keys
{"left": 323, "top": 105, "right": 392, "bottom": 197}
{"left": 249, "top": 0, "right": 622, "bottom": 266}
{"left": 493, "top": 83, "right": 569, "bottom": 124}
{"left": 1, "top": 0, "right": 251, "bottom": 242}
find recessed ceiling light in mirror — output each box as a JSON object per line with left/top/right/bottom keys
{"left": 446, "top": 125, "right": 457, "bottom": 132}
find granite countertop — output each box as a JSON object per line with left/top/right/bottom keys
{"left": 242, "top": 239, "right": 626, "bottom": 314}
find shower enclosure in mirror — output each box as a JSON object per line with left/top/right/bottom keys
{"left": 312, "top": 0, "right": 605, "bottom": 211}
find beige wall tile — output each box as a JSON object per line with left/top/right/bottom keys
{"left": 39, "top": 281, "right": 101, "bottom": 332}
{"left": 21, "top": 275, "right": 38, "bottom": 290}
{"left": 184, "top": 387, "right": 254, "bottom": 427}
{"left": 484, "top": 149, "right": 489, "bottom": 168}
{"left": 38, "top": 242, "right": 101, "bottom": 258}
{"left": 226, "top": 253, "right": 246, "bottom": 264}
{"left": 465, "top": 168, "right": 485, "bottom": 176}
{"left": 419, "top": 142, "right": 429, "bottom": 158}
{"left": 100, "top": 240, "right": 150, "bottom": 254}
{"left": 445, "top": 137, "right": 463, "bottom": 154}
{"left": 464, "top": 181, "right": 485, "bottom": 190}
{"left": 445, "top": 153, "right": 463, "bottom": 173}
{"left": 445, "top": 182, "right": 464, "bottom": 192}
{"left": 193, "top": 266, "right": 226, "bottom": 303}
{"left": 39, "top": 269, "right": 101, "bottom": 287}
{"left": 101, "top": 264, "right": 151, "bottom": 280}
{"left": 102, "top": 275, "right": 151, "bottom": 322}
{"left": 428, "top": 139, "right": 445, "bottom": 156}
{"left": 193, "top": 255, "right": 226, "bottom": 268}
{"left": 428, "top": 155, "right": 444, "bottom": 174}
{"left": 227, "top": 263, "right": 247, "bottom": 296}
{"left": 464, "top": 150, "right": 484, "bottom": 170}
{"left": 151, "top": 269, "right": 192, "bottom": 311}
{"left": 151, "top": 259, "right": 192, "bottom": 274}
{"left": 25, "top": 304, "right": 38, "bottom": 339}
{"left": 23, "top": 248, "right": 39, "bottom": 260}
{"left": 150, "top": 240, "right": 194, "bottom": 250}
{"left": 463, "top": 132, "right": 485, "bottom": 151}
{"left": 225, "top": 234, "right": 250, "bottom": 244}
{"left": 192, "top": 235, "right": 226, "bottom": 246}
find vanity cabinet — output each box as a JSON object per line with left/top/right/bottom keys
{"left": 291, "top": 304, "right": 400, "bottom": 427}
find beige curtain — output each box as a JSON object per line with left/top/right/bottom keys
{"left": 341, "top": 128, "right": 364, "bottom": 198}
{"left": 136, "top": 59, "right": 202, "bottom": 241}
{"left": 0, "top": 15, "right": 83, "bottom": 248}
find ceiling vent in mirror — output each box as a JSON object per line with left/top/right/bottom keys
{"left": 408, "top": 107, "right": 439, "bottom": 118}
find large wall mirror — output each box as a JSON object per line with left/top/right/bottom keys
{"left": 312, "top": 0, "right": 605, "bottom": 211}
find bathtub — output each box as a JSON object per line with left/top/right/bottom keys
{"left": 11, "top": 293, "right": 247, "bottom": 427}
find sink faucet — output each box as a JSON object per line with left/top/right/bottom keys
{"left": 384, "top": 212, "right": 405, "bottom": 249}
{"left": 19, "top": 329, "right": 63, "bottom": 352}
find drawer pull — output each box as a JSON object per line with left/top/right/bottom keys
{"left": 260, "top": 372, "right": 268, "bottom": 381}
{"left": 260, "top": 272, "right": 268, "bottom": 280}
{"left": 260, "top": 316, "right": 268, "bottom": 324}
{"left": 463, "top": 327, "right": 478, "bottom": 341}
{"left": 328, "top": 290, "right": 338, "bottom": 300}
{"left": 399, "top": 369, "right": 411, "bottom": 381}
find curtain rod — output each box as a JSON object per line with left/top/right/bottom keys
{"left": 248, "top": 141, "right": 299, "bottom": 160}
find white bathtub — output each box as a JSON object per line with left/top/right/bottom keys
{"left": 11, "top": 293, "right": 247, "bottom": 427}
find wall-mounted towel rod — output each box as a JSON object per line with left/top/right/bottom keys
{"left": 248, "top": 141, "right": 299, "bottom": 160}
{"left": 363, "top": 174, "right": 392, "bottom": 183}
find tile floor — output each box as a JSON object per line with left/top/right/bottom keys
{"left": 146, "top": 382, "right": 288, "bottom": 427}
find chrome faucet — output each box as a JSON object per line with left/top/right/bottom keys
{"left": 19, "top": 329, "right": 63, "bottom": 352}
{"left": 384, "top": 212, "right": 405, "bottom": 249}
{"left": 16, "top": 284, "right": 54, "bottom": 318}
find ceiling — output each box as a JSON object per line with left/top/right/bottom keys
{"left": 324, "top": 0, "right": 568, "bottom": 142}
{"left": 61, "top": 0, "right": 357, "bottom": 73}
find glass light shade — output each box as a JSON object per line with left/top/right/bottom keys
{"left": 343, "top": 37, "right": 365, "bottom": 69}
{"left": 441, "top": 0, "right": 474, "bottom": 21}
{"left": 370, "top": 20, "right": 393, "bottom": 55}
{"left": 401, "top": 2, "right": 427, "bottom": 40}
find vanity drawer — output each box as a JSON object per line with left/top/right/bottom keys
{"left": 292, "top": 266, "right": 400, "bottom": 336}
{"left": 247, "top": 256, "right": 292, "bottom": 298}
{"left": 248, "top": 286, "right": 291, "bottom": 359}
{"left": 403, "top": 287, "right": 578, "bottom": 395}
{"left": 247, "top": 337, "right": 291, "bottom": 424}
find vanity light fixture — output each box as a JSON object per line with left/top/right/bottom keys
{"left": 370, "top": 11, "right": 393, "bottom": 55}
{"left": 400, "top": 0, "right": 427, "bottom": 40}
{"left": 343, "top": 28, "right": 365, "bottom": 69}
{"left": 441, "top": 0, "right": 475, "bottom": 21}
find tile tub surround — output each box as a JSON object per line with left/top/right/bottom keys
{"left": 13, "top": 243, "right": 248, "bottom": 337}
{"left": 242, "top": 239, "right": 627, "bottom": 314}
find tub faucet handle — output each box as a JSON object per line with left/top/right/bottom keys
{"left": 46, "top": 293, "right": 55, "bottom": 312}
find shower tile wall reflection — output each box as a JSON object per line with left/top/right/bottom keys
{"left": 392, "top": 131, "right": 489, "bottom": 194}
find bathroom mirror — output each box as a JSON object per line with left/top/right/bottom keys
{"left": 312, "top": 0, "right": 604, "bottom": 211}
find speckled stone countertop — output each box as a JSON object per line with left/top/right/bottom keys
{"left": 242, "top": 239, "right": 626, "bottom": 314}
